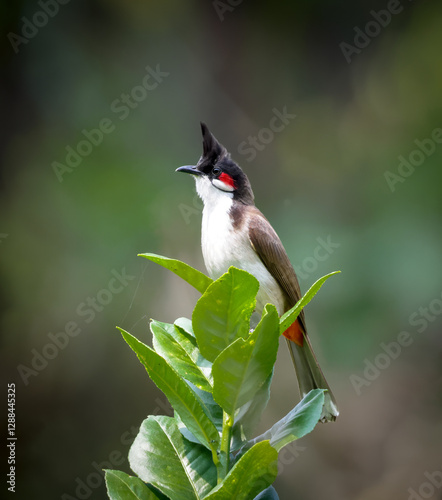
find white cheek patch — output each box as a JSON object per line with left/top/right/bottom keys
{"left": 212, "top": 178, "right": 235, "bottom": 192}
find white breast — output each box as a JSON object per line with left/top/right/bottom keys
{"left": 195, "top": 176, "right": 285, "bottom": 315}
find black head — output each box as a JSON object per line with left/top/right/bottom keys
{"left": 176, "top": 123, "right": 255, "bottom": 205}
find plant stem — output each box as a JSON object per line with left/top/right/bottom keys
{"left": 218, "top": 411, "right": 233, "bottom": 483}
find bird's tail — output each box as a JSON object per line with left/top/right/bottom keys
{"left": 285, "top": 324, "right": 339, "bottom": 423}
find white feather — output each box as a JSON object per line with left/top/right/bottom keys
{"left": 212, "top": 178, "right": 235, "bottom": 192}
{"left": 194, "top": 176, "right": 285, "bottom": 315}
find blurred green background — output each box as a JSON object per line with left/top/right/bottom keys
{"left": 1, "top": 1, "right": 442, "bottom": 499}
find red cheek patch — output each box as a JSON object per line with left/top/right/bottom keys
{"left": 219, "top": 172, "right": 235, "bottom": 189}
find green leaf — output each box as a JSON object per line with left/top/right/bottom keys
{"left": 129, "top": 416, "right": 217, "bottom": 500}
{"left": 175, "top": 317, "right": 195, "bottom": 338}
{"left": 186, "top": 382, "right": 224, "bottom": 433}
{"left": 119, "top": 328, "right": 219, "bottom": 451}
{"left": 254, "top": 486, "right": 279, "bottom": 500}
{"left": 203, "top": 441, "right": 278, "bottom": 500}
{"left": 151, "top": 320, "right": 213, "bottom": 392}
{"left": 176, "top": 383, "right": 223, "bottom": 445}
{"left": 193, "top": 267, "right": 259, "bottom": 362}
{"left": 250, "top": 389, "right": 325, "bottom": 452}
{"left": 231, "top": 370, "right": 273, "bottom": 451}
{"left": 212, "top": 304, "right": 279, "bottom": 415}
{"left": 104, "top": 470, "right": 162, "bottom": 500}
{"left": 139, "top": 253, "right": 213, "bottom": 294}
{"left": 280, "top": 271, "right": 340, "bottom": 334}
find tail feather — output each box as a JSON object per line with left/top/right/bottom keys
{"left": 286, "top": 336, "right": 339, "bottom": 423}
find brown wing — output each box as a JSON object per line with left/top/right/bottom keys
{"left": 248, "top": 208, "right": 338, "bottom": 420}
{"left": 247, "top": 206, "right": 307, "bottom": 333}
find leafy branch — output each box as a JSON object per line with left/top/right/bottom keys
{"left": 105, "top": 253, "right": 339, "bottom": 500}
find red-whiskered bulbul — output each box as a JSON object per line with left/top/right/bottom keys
{"left": 177, "top": 123, "right": 338, "bottom": 422}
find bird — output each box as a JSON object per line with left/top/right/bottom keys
{"left": 176, "top": 122, "right": 338, "bottom": 422}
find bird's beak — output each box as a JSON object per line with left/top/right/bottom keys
{"left": 176, "top": 165, "right": 203, "bottom": 176}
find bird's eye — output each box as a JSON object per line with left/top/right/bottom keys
{"left": 212, "top": 167, "right": 221, "bottom": 176}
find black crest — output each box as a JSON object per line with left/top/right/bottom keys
{"left": 200, "top": 122, "right": 227, "bottom": 163}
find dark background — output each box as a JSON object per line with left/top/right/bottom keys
{"left": 1, "top": 1, "right": 442, "bottom": 499}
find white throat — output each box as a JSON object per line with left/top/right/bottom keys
{"left": 195, "top": 176, "right": 234, "bottom": 206}
{"left": 194, "top": 175, "right": 285, "bottom": 316}
{"left": 195, "top": 176, "right": 234, "bottom": 276}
